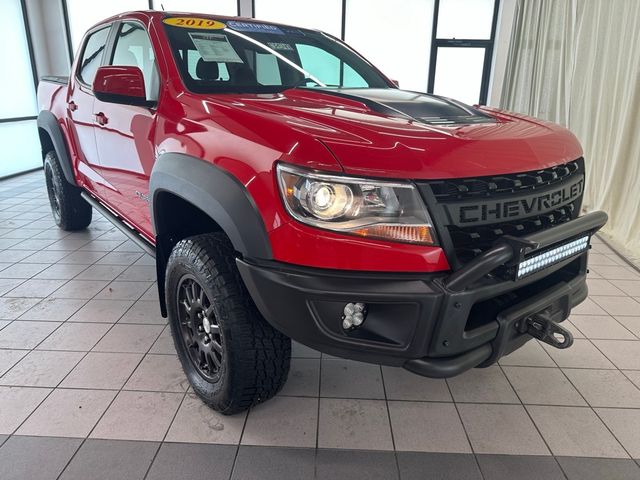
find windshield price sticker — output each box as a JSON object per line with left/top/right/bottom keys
{"left": 164, "top": 17, "right": 226, "bottom": 30}
{"left": 189, "top": 32, "right": 243, "bottom": 63}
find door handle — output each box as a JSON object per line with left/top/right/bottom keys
{"left": 94, "top": 112, "right": 108, "bottom": 126}
{"left": 68, "top": 101, "right": 78, "bottom": 111}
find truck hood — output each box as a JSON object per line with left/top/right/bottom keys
{"left": 206, "top": 88, "right": 583, "bottom": 180}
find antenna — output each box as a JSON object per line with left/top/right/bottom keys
{"left": 161, "top": 3, "right": 165, "bottom": 10}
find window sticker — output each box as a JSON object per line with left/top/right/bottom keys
{"left": 267, "top": 42, "right": 294, "bottom": 52}
{"left": 163, "top": 17, "right": 226, "bottom": 30}
{"left": 188, "top": 32, "right": 243, "bottom": 63}
{"left": 226, "top": 20, "right": 284, "bottom": 35}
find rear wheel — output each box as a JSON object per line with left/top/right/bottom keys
{"left": 166, "top": 233, "right": 291, "bottom": 415}
{"left": 44, "top": 150, "right": 92, "bottom": 231}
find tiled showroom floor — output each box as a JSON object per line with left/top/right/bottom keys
{"left": 1, "top": 171, "right": 640, "bottom": 480}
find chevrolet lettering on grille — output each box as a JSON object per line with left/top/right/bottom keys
{"left": 444, "top": 175, "right": 584, "bottom": 227}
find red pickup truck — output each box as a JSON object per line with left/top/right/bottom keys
{"left": 37, "top": 11, "right": 606, "bottom": 414}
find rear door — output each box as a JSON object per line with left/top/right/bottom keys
{"left": 93, "top": 21, "right": 160, "bottom": 240}
{"left": 66, "top": 25, "right": 112, "bottom": 196}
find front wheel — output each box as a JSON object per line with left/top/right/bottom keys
{"left": 165, "top": 233, "right": 291, "bottom": 415}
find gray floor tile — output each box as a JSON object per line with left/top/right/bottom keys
{"left": 4, "top": 279, "right": 66, "bottom": 298}
{"left": 33, "top": 263, "right": 88, "bottom": 280}
{"left": 503, "top": 366, "right": 586, "bottom": 406}
{"left": 316, "top": 448, "right": 399, "bottom": 480}
{"left": 19, "top": 298, "right": 86, "bottom": 321}
{"left": 499, "top": 339, "right": 556, "bottom": 367}
{"left": 0, "top": 278, "right": 25, "bottom": 296}
{"left": 0, "top": 349, "right": 27, "bottom": 376}
{"left": 318, "top": 398, "right": 393, "bottom": 451}
{"left": 59, "top": 439, "right": 158, "bottom": 480}
{"left": 278, "top": 358, "right": 320, "bottom": 397}
{"left": 68, "top": 299, "right": 134, "bottom": 323}
{"left": 16, "top": 388, "right": 116, "bottom": 438}
{"left": 458, "top": 403, "right": 549, "bottom": 455}
{"left": 320, "top": 359, "right": 385, "bottom": 399}
{"left": 50, "top": 280, "right": 110, "bottom": 299}
{"left": 611, "top": 280, "right": 640, "bottom": 297}
{"left": 593, "top": 340, "right": 640, "bottom": 369}
{"left": 556, "top": 456, "right": 640, "bottom": 480}
{"left": 90, "top": 391, "right": 183, "bottom": 441}
{"left": 242, "top": 395, "right": 317, "bottom": 448}
{"left": 527, "top": 405, "right": 627, "bottom": 458}
{"left": 397, "top": 452, "right": 482, "bottom": 480}
{"left": 476, "top": 454, "right": 565, "bottom": 480}
{"left": 570, "top": 315, "right": 637, "bottom": 340}
{"left": 592, "top": 296, "right": 640, "bottom": 316}
{"left": 60, "top": 352, "right": 143, "bottom": 389}
{"left": 147, "top": 443, "right": 236, "bottom": 480}
{"left": 0, "top": 320, "right": 60, "bottom": 349}
{"left": 0, "top": 435, "right": 7, "bottom": 447}
{"left": 543, "top": 339, "right": 615, "bottom": 369}
{"left": 0, "top": 350, "right": 84, "bottom": 387}
{"left": 165, "top": 393, "right": 246, "bottom": 444}
{"left": 124, "top": 354, "right": 188, "bottom": 392}
{"left": 93, "top": 324, "right": 163, "bottom": 353}
{"left": 36, "top": 322, "right": 111, "bottom": 351}
{"left": 388, "top": 401, "right": 471, "bottom": 453}
{"left": 0, "top": 297, "right": 41, "bottom": 320}
{"left": 616, "top": 316, "right": 640, "bottom": 338}
{"left": 291, "top": 341, "right": 320, "bottom": 358}
{"left": 571, "top": 298, "right": 608, "bottom": 315}
{"left": 231, "top": 445, "right": 315, "bottom": 480}
{"left": 94, "top": 281, "right": 152, "bottom": 301}
{"left": 381, "top": 366, "right": 452, "bottom": 401}
{"left": 564, "top": 369, "right": 640, "bottom": 408}
{"left": 0, "top": 435, "right": 81, "bottom": 480}
{"left": 0, "top": 386, "right": 51, "bottom": 434}
{"left": 118, "top": 300, "right": 165, "bottom": 324}
{"left": 595, "top": 408, "right": 640, "bottom": 458}
{"left": 148, "top": 326, "right": 175, "bottom": 354}
{"left": 447, "top": 366, "right": 519, "bottom": 404}
{"left": 74, "top": 264, "right": 127, "bottom": 281}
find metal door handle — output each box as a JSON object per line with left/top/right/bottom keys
{"left": 94, "top": 112, "right": 108, "bottom": 126}
{"left": 68, "top": 101, "right": 78, "bottom": 111}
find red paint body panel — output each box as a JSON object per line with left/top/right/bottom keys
{"left": 37, "top": 11, "right": 584, "bottom": 273}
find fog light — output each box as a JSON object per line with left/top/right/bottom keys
{"left": 342, "top": 302, "right": 367, "bottom": 330}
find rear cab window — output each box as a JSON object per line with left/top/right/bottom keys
{"left": 77, "top": 26, "right": 112, "bottom": 86}
{"left": 162, "top": 16, "right": 390, "bottom": 94}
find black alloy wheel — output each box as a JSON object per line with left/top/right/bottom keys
{"left": 176, "top": 275, "right": 224, "bottom": 381}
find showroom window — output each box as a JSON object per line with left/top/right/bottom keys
{"left": 76, "top": 26, "right": 111, "bottom": 86}
{"left": 254, "top": 0, "right": 343, "bottom": 38}
{"left": 64, "top": 0, "right": 149, "bottom": 53}
{"left": 150, "top": 0, "right": 238, "bottom": 16}
{"left": 344, "top": 0, "right": 435, "bottom": 92}
{"left": 428, "top": 0, "right": 499, "bottom": 104}
{"left": 0, "top": 0, "right": 41, "bottom": 178}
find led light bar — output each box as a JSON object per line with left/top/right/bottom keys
{"left": 517, "top": 236, "right": 590, "bottom": 279}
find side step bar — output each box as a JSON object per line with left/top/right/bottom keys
{"left": 81, "top": 192, "right": 156, "bottom": 258}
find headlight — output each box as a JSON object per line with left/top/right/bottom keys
{"left": 277, "top": 163, "right": 437, "bottom": 245}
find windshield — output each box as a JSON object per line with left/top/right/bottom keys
{"left": 163, "top": 17, "right": 392, "bottom": 94}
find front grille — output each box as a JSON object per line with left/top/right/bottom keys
{"left": 419, "top": 158, "right": 585, "bottom": 267}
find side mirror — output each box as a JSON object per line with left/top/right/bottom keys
{"left": 391, "top": 79, "right": 400, "bottom": 87}
{"left": 93, "top": 66, "right": 152, "bottom": 107}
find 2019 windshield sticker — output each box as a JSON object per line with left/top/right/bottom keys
{"left": 226, "top": 20, "right": 284, "bottom": 35}
{"left": 188, "top": 32, "right": 243, "bottom": 63}
{"left": 163, "top": 17, "right": 226, "bottom": 30}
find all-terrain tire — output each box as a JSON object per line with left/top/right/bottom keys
{"left": 165, "top": 233, "right": 291, "bottom": 415}
{"left": 43, "top": 150, "right": 92, "bottom": 231}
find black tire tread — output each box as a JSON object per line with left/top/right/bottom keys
{"left": 44, "top": 150, "right": 92, "bottom": 231}
{"left": 167, "top": 233, "right": 290, "bottom": 415}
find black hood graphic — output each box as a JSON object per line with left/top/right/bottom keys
{"left": 302, "top": 88, "right": 496, "bottom": 126}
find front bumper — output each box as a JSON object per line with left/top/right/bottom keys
{"left": 237, "top": 211, "right": 607, "bottom": 378}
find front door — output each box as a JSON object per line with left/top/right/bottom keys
{"left": 66, "top": 25, "right": 112, "bottom": 196}
{"left": 94, "top": 21, "right": 160, "bottom": 240}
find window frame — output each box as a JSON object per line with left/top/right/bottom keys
{"left": 427, "top": 0, "right": 500, "bottom": 105}
{"left": 107, "top": 19, "right": 162, "bottom": 103}
{"left": 74, "top": 23, "right": 113, "bottom": 90}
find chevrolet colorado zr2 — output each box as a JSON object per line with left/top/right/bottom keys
{"left": 37, "top": 11, "right": 607, "bottom": 414}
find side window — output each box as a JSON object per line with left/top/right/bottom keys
{"left": 77, "top": 26, "right": 111, "bottom": 86}
{"left": 110, "top": 22, "right": 160, "bottom": 101}
{"left": 296, "top": 44, "right": 367, "bottom": 88}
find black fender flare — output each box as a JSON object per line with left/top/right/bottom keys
{"left": 37, "top": 110, "right": 77, "bottom": 186}
{"left": 149, "top": 153, "right": 273, "bottom": 260}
